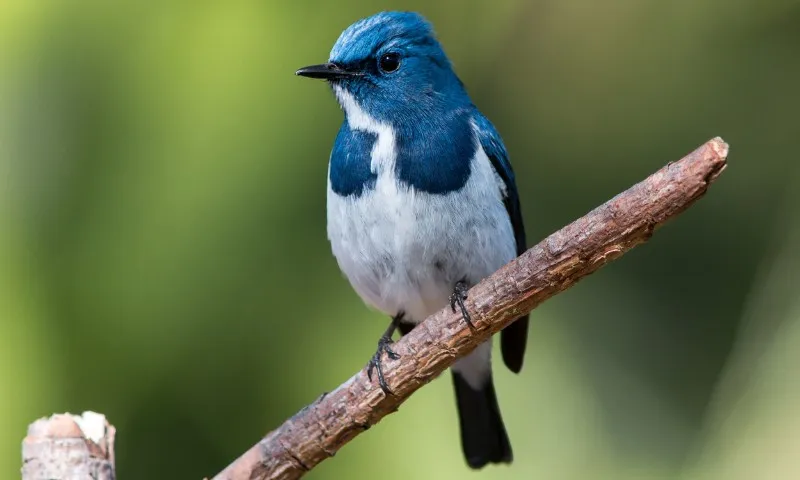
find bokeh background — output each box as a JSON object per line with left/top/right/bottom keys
{"left": 2, "top": 0, "right": 800, "bottom": 478}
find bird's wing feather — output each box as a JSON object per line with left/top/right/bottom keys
{"left": 474, "top": 113, "right": 529, "bottom": 374}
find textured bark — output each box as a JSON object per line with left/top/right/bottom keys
{"left": 208, "top": 137, "right": 728, "bottom": 479}
{"left": 22, "top": 411, "right": 116, "bottom": 480}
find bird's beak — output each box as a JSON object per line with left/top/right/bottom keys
{"left": 295, "top": 63, "right": 359, "bottom": 80}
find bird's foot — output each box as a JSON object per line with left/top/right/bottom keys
{"left": 367, "top": 334, "right": 400, "bottom": 395}
{"left": 450, "top": 280, "right": 475, "bottom": 330}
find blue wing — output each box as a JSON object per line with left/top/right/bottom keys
{"left": 474, "top": 112, "right": 529, "bottom": 374}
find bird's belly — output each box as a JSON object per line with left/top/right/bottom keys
{"left": 327, "top": 174, "right": 516, "bottom": 323}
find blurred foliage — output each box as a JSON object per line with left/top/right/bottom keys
{"left": 2, "top": 0, "right": 800, "bottom": 478}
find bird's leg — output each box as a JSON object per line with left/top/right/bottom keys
{"left": 450, "top": 280, "right": 475, "bottom": 330}
{"left": 367, "top": 312, "right": 403, "bottom": 395}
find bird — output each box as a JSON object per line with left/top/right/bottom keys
{"left": 296, "top": 11, "right": 529, "bottom": 469}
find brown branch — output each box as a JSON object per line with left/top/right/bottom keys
{"left": 22, "top": 411, "right": 116, "bottom": 479}
{"left": 211, "top": 138, "right": 729, "bottom": 480}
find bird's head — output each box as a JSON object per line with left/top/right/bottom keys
{"left": 296, "top": 11, "right": 468, "bottom": 123}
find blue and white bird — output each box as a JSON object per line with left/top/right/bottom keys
{"left": 296, "top": 11, "right": 529, "bottom": 469}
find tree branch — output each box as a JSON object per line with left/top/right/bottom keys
{"left": 211, "top": 138, "right": 729, "bottom": 480}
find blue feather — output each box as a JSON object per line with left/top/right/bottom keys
{"left": 329, "top": 123, "right": 377, "bottom": 197}
{"left": 394, "top": 108, "right": 474, "bottom": 194}
{"left": 330, "top": 12, "right": 440, "bottom": 68}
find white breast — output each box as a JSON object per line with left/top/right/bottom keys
{"left": 326, "top": 89, "right": 516, "bottom": 324}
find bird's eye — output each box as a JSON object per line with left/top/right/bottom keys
{"left": 378, "top": 53, "right": 400, "bottom": 73}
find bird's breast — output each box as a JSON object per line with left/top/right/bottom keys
{"left": 326, "top": 143, "right": 516, "bottom": 323}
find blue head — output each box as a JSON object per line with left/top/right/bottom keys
{"left": 296, "top": 12, "right": 471, "bottom": 124}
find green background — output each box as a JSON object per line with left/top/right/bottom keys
{"left": 2, "top": 1, "right": 800, "bottom": 478}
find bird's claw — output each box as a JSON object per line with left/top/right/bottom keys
{"left": 367, "top": 335, "right": 399, "bottom": 395}
{"left": 450, "top": 280, "right": 475, "bottom": 330}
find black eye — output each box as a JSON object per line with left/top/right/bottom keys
{"left": 378, "top": 52, "right": 400, "bottom": 73}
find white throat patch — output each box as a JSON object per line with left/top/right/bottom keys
{"left": 333, "top": 86, "right": 396, "bottom": 176}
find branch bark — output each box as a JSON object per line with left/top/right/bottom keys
{"left": 22, "top": 411, "right": 116, "bottom": 480}
{"left": 210, "top": 137, "right": 729, "bottom": 480}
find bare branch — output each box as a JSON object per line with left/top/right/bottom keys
{"left": 210, "top": 137, "right": 729, "bottom": 480}
{"left": 22, "top": 411, "right": 116, "bottom": 480}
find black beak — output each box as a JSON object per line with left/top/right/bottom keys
{"left": 295, "top": 63, "right": 358, "bottom": 80}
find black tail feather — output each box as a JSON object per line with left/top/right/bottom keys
{"left": 452, "top": 372, "right": 513, "bottom": 469}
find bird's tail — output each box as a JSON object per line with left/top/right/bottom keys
{"left": 451, "top": 371, "right": 513, "bottom": 469}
